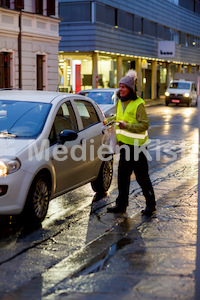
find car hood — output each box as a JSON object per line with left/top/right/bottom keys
{"left": 167, "top": 88, "right": 190, "bottom": 94}
{"left": 0, "top": 138, "right": 34, "bottom": 157}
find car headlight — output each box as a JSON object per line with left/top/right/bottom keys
{"left": 183, "top": 93, "right": 190, "bottom": 97}
{"left": 165, "top": 92, "right": 170, "bottom": 97}
{"left": 0, "top": 158, "right": 21, "bottom": 177}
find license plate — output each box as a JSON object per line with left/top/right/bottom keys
{"left": 172, "top": 99, "right": 180, "bottom": 103}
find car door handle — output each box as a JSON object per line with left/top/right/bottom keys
{"left": 80, "top": 138, "right": 84, "bottom": 145}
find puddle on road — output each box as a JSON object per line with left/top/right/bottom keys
{"left": 75, "top": 237, "right": 132, "bottom": 276}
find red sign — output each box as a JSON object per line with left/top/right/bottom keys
{"left": 75, "top": 64, "right": 81, "bottom": 93}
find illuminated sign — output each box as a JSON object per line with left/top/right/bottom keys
{"left": 158, "top": 41, "right": 175, "bottom": 58}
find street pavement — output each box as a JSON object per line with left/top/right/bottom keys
{"left": 1, "top": 96, "right": 198, "bottom": 300}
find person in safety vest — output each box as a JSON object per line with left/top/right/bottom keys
{"left": 104, "top": 69, "right": 156, "bottom": 216}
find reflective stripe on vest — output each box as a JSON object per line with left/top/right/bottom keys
{"left": 116, "top": 129, "right": 148, "bottom": 140}
{"left": 116, "top": 97, "right": 149, "bottom": 146}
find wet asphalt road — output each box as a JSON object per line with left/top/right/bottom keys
{"left": 0, "top": 102, "right": 198, "bottom": 298}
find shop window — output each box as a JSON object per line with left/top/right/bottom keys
{"left": 96, "top": 2, "right": 115, "bottom": 26}
{"left": 133, "top": 16, "right": 142, "bottom": 34}
{"left": 47, "top": 0, "right": 55, "bottom": 16}
{"left": 36, "top": 0, "right": 43, "bottom": 14}
{"left": 0, "top": 0, "right": 10, "bottom": 8}
{"left": 143, "top": 19, "right": 156, "bottom": 37}
{"left": 0, "top": 52, "right": 11, "bottom": 88}
{"left": 59, "top": 2, "right": 91, "bottom": 22}
{"left": 14, "top": 0, "right": 24, "bottom": 10}
{"left": 118, "top": 10, "right": 133, "bottom": 31}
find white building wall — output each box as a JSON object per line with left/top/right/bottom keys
{"left": 0, "top": 0, "right": 60, "bottom": 91}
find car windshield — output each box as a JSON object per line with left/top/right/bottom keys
{"left": 85, "top": 91, "right": 115, "bottom": 105}
{"left": 169, "top": 82, "right": 190, "bottom": 89}
{"left": 0, "top": 100, "right": 51, "bottom": 138}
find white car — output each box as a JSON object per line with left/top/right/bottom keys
{"left": 165, "top": 80, "right": 197, "bottom": 107}
{"left": 0, "top": 90, "right": 113, "bottom": 225}
{"left": 77, "top": 88, "right": 118, "bottom": 117}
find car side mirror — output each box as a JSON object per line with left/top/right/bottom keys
{"left": 59, "top": 129, "right": 78, "bottom": 144}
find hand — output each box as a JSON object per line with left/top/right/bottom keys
{"left": 118, "top": 121, "right": 126, "bottom": 129}
{"left": 103, "top": 118, "right": 108, "bottom": 125}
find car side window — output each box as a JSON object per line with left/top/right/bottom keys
{"left": 74, "top": 100, "right": 100, "bottom": 129}
{"left": 49, "top": 101, "right": 78, "bottom": 145}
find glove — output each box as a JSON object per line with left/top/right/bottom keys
{"left": 103, "top": 118, "right": 108, "bottom": 125}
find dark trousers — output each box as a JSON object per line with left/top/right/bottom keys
{"left": 116, "top": 145, "right": 155, "bottom": 209}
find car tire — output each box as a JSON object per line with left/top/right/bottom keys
{"left": 22, "top": 174, "right": 51, "bottom": 225}
{"left": 91, "top": 156, "right": 113, "bottom": 194}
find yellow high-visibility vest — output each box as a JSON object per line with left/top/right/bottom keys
{"left": 116, "top": 97, "right": 149, "bottom": 146}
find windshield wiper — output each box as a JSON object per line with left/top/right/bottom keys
{"left": 0, "top": 131, "right": 17, "bottom": 138}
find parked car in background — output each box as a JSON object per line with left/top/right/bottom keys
{"left": 0, "top": 91, "right": 113, "bottom": 225}
{"left": 165, "top": 79, "right": 197, "bottom": 107}
{"left": 77, "top": 88, "right": 119, "bottom": 117}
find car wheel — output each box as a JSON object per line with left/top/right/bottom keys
{"left": 23, "top": 174, "right": 50, "bottom": 225}
{"left": 91, "top": 156, "right": 113, "bottom": 194}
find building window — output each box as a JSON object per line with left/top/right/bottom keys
{"left": 59, "top": 2, "right": 91, "bottom": 22}
{"left": 96, "top": 3, "right": 115, "bottom": 26}
{"left": 47, "top": 0, "right": 55, "bottom": 16}
{"left": 118, "top": 10, "right": 133, "bottom": 31}
{"left": 0, "top": 0, "right": 10, "bottom": 8}
{"left": 166, "top": 0, "right": 179, "bottom": 4}
{"left": 164, "top": 27, "right": 171, "bottom": 40}
{"left": 35, "top": 0, "right": 43, "bottom": 14}
{"left": 157, "top": 24, "right": 165, "bottom": 39}
{"left": 195, "top": 1, "right": 200, "bottom": 14}
{"left": 179, "top": 0, "right": 194, "bottom": 11}
{"left": 133, "top": 15, "right": 142, "bottom": 34}
{"left": 170, "top": 29, "right": 179, "bottom": 44}
{"left": 0, "top": 52, "right": 11, "bottom": 88}
{"left": 37, "top": 55, "right": 46, "bottom": 90}
{"left": 179, "top": 32, "right": 187, "bottom": 46}
{"left": 14, "top": 0, "right": 24, "bottom": 10}
{"left": 143, "top": 19, "right": 156, "bottom": 37}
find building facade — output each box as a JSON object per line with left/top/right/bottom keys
{"left": 0, "top": 0, "right": 60, "bottom": 91}
{"left": 58, "top": 0, "right": 200, "bottom": 98}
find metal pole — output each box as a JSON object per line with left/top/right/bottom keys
{"left": 18, "top": 10, "right": 22, "bottom": 89}
{"left": 195, "top": 75, "right": 200, "bottom": 299}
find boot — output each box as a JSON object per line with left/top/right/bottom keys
{"left": 141, "top": 206, "right": 156, "bottom": 216}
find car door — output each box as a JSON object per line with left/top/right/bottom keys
{"left": 49, "top": 99, "right": 84, "bottom": 194}
{"left": 72, "top": 98, "right": 104, "bottom": 180}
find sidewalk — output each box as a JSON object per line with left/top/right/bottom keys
{"left": 43, "top": 179, "right": 197, "bottom": 300}
{"left": 4, "top": 178, "right": 198, "bottom": 300}
{"left": 145, "top": 96, "right": 165, "bottom": 107}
